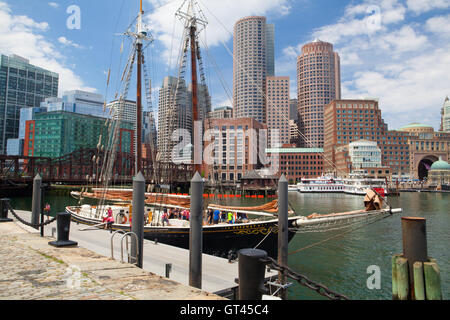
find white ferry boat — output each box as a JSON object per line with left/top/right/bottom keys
{"left": 297, "top": 177, "right": 344, "bottom": 193}
{"left": 343, "top": 171, "right": 387, "bottom": 196}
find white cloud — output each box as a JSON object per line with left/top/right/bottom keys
{"left": 406, "top": 0, "right": 450, "bottom": 14}
{"left": 276, "top": 0, "right": 449, "bottom": 129}
{"left": 58, "top": 36, "right": 83, "bottom": 49}
{"left": 0, "top": 2, "right": 96, "bottom": 95}
{"left": 48, "top": 2, "right": 59, "bottom": 9}
{"left": 425, "top": 13, "right": 450, "bottom": 37}
{"left": 144, "top": 0, "right": 291, "bottom": 67}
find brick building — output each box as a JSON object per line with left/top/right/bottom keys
{"left": 203, "top": 118, "right": 267, "bottom": 183}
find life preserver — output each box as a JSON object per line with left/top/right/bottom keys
{"left": 120, "top": 215, "right": 128, "bottom": 224}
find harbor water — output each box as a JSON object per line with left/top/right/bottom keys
{"left": 8, "top": 191, "right": 449, "bottom": 300}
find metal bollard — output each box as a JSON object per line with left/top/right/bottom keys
{"left": 189, "top": 171, "right": 203, "bottom": 289}
{"left": 238, "top": 248, "right": 268, "bottom": 300}
{"left": 0, "top": 199, "right": 13, "bottom": 223}
{"left": 48, "top": 212, "right": 78, "bottom": 247}
{"left": 31, "top": 174, "right": 42, "bottom": 229}
{"left": 165, "top": 263, "right": 172, "bottom": 278}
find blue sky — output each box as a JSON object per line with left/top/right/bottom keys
{"left": 1, "top": 0, "right": 449, "bottom": 131}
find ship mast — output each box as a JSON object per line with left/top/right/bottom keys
{"left": 176, "top": 0, "right": 208, "bottom": 176}
{"left": 120, "top": 0, "right": 153, "bottom": 174}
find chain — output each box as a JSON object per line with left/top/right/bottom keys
{"left": 261, "top": 256, "right": 349, "bottom": 300}
{"left": 6, "top": 202, "right": 56, "bottom": 228}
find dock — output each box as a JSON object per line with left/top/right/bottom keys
{"left": 7, "top": 210, "right": 277, "bottom": 297}
{"left": 0, "top": 218, "right": 225, "bottom": 300}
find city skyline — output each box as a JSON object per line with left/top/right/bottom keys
{"left": 0, "top": 0, "right": 449, "bottom": 131}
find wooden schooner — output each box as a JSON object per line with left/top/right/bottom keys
{"left": 67, "top": 0, "right": 402, "bottom": 259}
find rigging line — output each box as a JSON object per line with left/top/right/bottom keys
{"left": 199, "top": 1, "right": 346, "bottom": 177}
{"left": 199, "top": 38, "right": 232, "bottom": 104}
{"left": 105, "top": 0, "right": 128, "bottom": 101}
{"left": 288, "top": 212, "right": 393, "bottom": 256}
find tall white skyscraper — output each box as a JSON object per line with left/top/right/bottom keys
{"left": 233, "top": 16, "right": 274, "bottom": 124}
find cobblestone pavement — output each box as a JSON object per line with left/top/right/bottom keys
{"left": 0, "top": 221, "right": 223, "bottom": 300}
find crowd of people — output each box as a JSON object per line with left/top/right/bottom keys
{"left": 102, "top": 206, "right": 250, "bottom": 227}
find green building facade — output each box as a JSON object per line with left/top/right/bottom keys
{"left": 27, "top": 111, "right": 133, "bottom": 158}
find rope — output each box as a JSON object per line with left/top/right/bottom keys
{"left": 7, "top": 203, "right": 56, "bottom": 228}
{"left": 288, "top": 210, "right": 393, "bottom": 256}
{"left": 261, "top": 256, "right": 349, "bottom": 300}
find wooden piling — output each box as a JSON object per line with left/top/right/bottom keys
{"left": 391, "top": 254, "right": 401, "bottom": 300}
{"left": 424, "top": 261, "right": 442, "bottom": 300}
{"left": 413, "top": 262, "right": 425, "bottom": 300}
{"left": 396, "top": 257, "right": 409, "bottom": 300}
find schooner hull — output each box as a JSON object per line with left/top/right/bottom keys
{"left": 67, "top": 207, "right": 298, "bottom": 258}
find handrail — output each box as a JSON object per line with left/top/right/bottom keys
{"left": 110, "top": 230, "right": 127, "bottom": 260}
{"left": 120, "top": 232, "right": 138, "bottom": 265}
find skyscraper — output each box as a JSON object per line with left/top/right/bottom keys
{"left": 442, "top": 96, "right": 450, "bottom": 132}
{"left": 157, "top": 76, "right": 189, "bottom": 163}
{"left": 0, "top": 54, "right": 59, "bottom": 153}
{"left": 297, "top": 40, "right": 341, "bottom": 148}
{"left": 266, "top": 76, "right": 290, "bottom": 147}
{"left": 233, "top": 16, "right": 274, "bottom": 124}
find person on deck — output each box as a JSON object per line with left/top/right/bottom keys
{"left": 227, "top": 211, "right": 234, "bottom": 224}
{"left": 213, "top": 209, "right": 220, "bottom": 224}
{"left": 207, "top": 209, "right": 214, "bottom": 225}
{"left": 103, "top": 207, "right": 114, "bottom": 229}
{"left": 162, "top": 209, "right": 169, "bottom": 226}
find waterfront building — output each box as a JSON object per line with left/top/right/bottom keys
{"left": 266, "top": 76, "right": 290, "bottom": 147}
{"left": 297, "top": 40, "right": 341, "bottom": 148}
{"left": 323, "top": 99, "right": 386, "bottom": 176}
{"left": 427, "top": 157, "right": 450, "bottom": 189}
{"left": 208, "top": 106, "right": 233, "bottom": 119}
{"left": 233, "top": 16, "right": 274, "bottom": 123}
{"left": 157, "top": 76, "right": 189, "bottom": 163}
{"left": 203, "top": 118, "right": 267, "bottom": 184}
{"left": 348, "top": 140, "right": 382, "bottom": 169}
{"left": 397, "top": 123, "right": 450, "bottom": 180}
{"left": 43, "top": 90, "right": 108, "bottom": 118}
{"left": 266, "top": 146, "right": 324, "bottom": 183}
{"left": 23, "top": 111, "right": 133, "bottom": 158}
{"left": 6, "top": 106, "right": 46, "bottom": 155}
{"left": 0, "top": 54, "right": 59, "bottom": 154}
{"left": 441, "top": 97, "right": 450, "bottom": 132}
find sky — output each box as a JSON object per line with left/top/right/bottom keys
{"left": 0, "top": 0, "right": 449, "bottom": 131}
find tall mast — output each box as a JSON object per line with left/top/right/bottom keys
{"left": 135, "top": 0, "right": 144, "bottom": 173}
{"left": 176, "top": 0, "right": 208, "bottom": 176}
{"left": 190, "top": 24, "right": 200, "bottom": 174}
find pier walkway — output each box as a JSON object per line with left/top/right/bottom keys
{"left": 0, "top": 217, "right": 224, "bottom": 300}
{"left": 6, "top": 210, "right": 276, "bottom": 296}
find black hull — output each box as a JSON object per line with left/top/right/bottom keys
{"left": 68, "top": 207, "right": 297, "bottom": 258}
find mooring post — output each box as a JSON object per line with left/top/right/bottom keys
{"left": 278, "top": 174, "right": 289, "bottom": 300}
{"left": 131, "top": 171, "right": 145, "bottom": 268}
{"left": 189, "top": 171, "right": 203, "bottom": 289}
{"left": 31, "top": 174, "right": 42, "bottom": 229}
{"left": 401, "top": 217, "right": 428, "bottom": 299}
{"left": 238, "top": 248, "right": 268, "bottom": 300}
{"left": 48, "top": 212, "right": 78, "bottom": 247}
{"left": 0, "top": 198, "right": 13, "bottom": 222}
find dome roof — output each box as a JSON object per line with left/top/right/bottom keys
{"left": 399, "top": 123, "right": 434, "bottom": 130}
{"left": 430, "top": 159, "right": 450, "bottom": 170}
